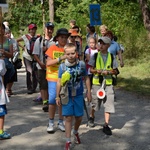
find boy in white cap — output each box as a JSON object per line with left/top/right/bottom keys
{"left": 88, "top": 36, "right": 119, "bottom": 135}
{"left": 33, "top": 22, "right": 55, "bottom": 112}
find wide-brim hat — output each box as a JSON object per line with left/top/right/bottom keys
{"left": 53, "top": 28, "right": 71, "bottom": 41}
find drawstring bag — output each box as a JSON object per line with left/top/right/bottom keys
{"left": 60, "top": 83, "right": 69, "bottom": 105}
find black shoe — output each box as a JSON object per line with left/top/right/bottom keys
{"left": 88, "top": 117, "right": 95, "bottom": 127}
{"left": 27, "top": 90, "right": 33, "bottom": 94}
{"left": 42, "top": 105, "right": 49, "bottom": 112}
{"left": 103, "top": 125, "right": 112, "bottom": 135}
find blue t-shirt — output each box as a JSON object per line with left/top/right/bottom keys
{"left": 58, "top": 62, "right": 87, "bottom": 96}
{"left": 108, "top": 40, "right": 120, "bottom": 56}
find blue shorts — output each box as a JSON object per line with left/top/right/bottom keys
{"left": 0, "top": 105, "right": 7, "bottom": 117}
{"left": 48, "top": 81, "right": 57, "bottom": 104}
{"left": 62, "top": 95, "right": 84, "bottom": 117}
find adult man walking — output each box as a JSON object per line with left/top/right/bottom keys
{"left": 33, "top": 22, "right": 55, "bottom": 112}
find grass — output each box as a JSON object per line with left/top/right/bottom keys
{"left": 116, "top": 56, "right": 150, "bottom": 97}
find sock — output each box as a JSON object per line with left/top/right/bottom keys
{"left": 73, "top": 129, "right": 78, "bottom": 134}
{"left": 66, "top": 138, "right": 71, "bottom": 143}
{"left": 49, "top": 119, "right": 54, "bottom": 124}
{"left": 58, "top": 119, "right": 63, "bottom": 124}
{"left": 104, "top": 122, "right": 108, "bottom": 126}
{"left": 0, "top": 129, "right": 3, "bottom": 134}
{"left": 43, "top": 100, "right": 48, "bottom": 105}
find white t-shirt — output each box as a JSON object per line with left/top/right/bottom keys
{"left": 85, "top": 48, "right": 98, "bottom": 74}
{"left": 22, "top": 34, "right": 33, "bottom": 61}
{"left": 0, "top": 59, "right": 9, "bottom": 104}
{"left": 32, "top": 37, "right": 55, "bottom": 70}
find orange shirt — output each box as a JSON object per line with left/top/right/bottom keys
{"left": 46, "top": 45, "right": 64, "bottom": 82}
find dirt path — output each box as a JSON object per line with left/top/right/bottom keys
{"left": 0, "top": 66, "right": 150, "bottom": 150}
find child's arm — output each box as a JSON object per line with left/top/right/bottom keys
{"left": 46, "top": 55, "right": 66, "bottom": 66}
{"left": 84, "top": 75, "right": 92, "bottom": 102}
{"left": 56, "top": 78, "right": 61, "bottom": 106}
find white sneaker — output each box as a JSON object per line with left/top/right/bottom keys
{"left": 58, "top": 122, "right": 65, "bottom": 132}
{"left": 47, "top": 123, "right": 54, "bottom": 133}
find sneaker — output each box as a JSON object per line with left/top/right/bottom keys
{"left": 33, "top": 96, "right": 42, "bottom": 102}
{"left": 42, "top": 105, "right": 48, "bottom": 112}
{"left": 47, "top": 123, "right": 54, "bottom": 133}
{"left": 27, "top": 90, "right": 33, "bottom": 94}
{"left": 74, "top": 133, "right": 81, "bottom": 144}
{"left": 103, "top": 125, "right": 112, "bottom": 135}
{"left": 88, "top": 117, "right": 95, "bottom": 127}
{"left": 0, "top": 132, "right": 11, "bottom": 140}
{"left": 58, "top": 122, "right": 65, "bottom": 132}
{"left": 65, "top": 141, "right": 71, "bottom": 150}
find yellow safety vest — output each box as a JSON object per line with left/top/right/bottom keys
{"left": 92, "top": 52, "right": 113, "bottom": 85}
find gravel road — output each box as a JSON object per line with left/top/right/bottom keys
{"left": 0, "top": 66, "right": 150, "bottom": 150}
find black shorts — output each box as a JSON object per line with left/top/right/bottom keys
{"left": 37, "top": 69, "right": 48, "bottom": 90}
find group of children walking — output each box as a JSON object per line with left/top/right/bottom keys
{"left": 0, "top": 21, "right": 122, "bottom": 150}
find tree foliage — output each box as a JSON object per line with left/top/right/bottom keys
{"left": 3, "top": 0, "right": 150, "bottom": 59}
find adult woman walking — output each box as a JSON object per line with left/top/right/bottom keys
{"left": 0, "top": 23, "right": 14, "bottom": 88}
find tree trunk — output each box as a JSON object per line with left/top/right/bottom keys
{"left": 139, "top": 0, "right": 150, "bottom": 32}
{"left": 49, "top": 0, "right": 54, "bottom": 22}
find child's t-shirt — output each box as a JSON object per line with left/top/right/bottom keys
{"left": 0, "top": 59, "right": 6, "bottom": 76}
{"left": 85, "top": 48, "right": 98, "bottom": 74}
{"left": 0, "top": 59, "right": 9, "bottom": 105}
{"left": 58, "top": 61, "right": 87, "bottom": 96}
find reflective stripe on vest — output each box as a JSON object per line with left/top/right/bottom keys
{"left": 46, "top": 65, "right": 59, "bottom": 82}
{"left": 92, "top": 52, "right": 112, "bottom": 85}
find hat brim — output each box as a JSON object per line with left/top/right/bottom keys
{"left": 53, "top": 33, "right": 71, "bottom": 42}
{"left": 45, "top": 25, "right": 54, "bottom": 28}
{"left": 70, "top": 33, "right": 80, "bottom": 37}
{"left": 29, "top": 27, "right": 37, "bottom": 30}
{"left": 98, "top": 39, "right": 102, "bottom": 42}
{"left": 98, "top": 38, "right": 111, "bottom": 44}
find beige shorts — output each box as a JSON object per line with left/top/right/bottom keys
{"left": 91, "top": 85, "right": 115, "bottom": 113}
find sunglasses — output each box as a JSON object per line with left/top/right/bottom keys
{"left": 71, "top": 36, "right": 77, "bottom": 38}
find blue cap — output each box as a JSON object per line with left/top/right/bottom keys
{"left": 45, "top": 22, "right": 54, "bottom": 28}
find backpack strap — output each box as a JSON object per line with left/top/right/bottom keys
{"left": 61, "top": 63, "right": 66, "bottom": 73}
{"left": 25, "top": 34, "right": 31, "bottom": 41}
{"left": 79, "top": 60, "right": 85, "bottom": 70}
{"left": 110, "top": 53, "right": 114, "bottom": 69}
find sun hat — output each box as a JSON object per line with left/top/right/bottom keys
{"left": 28, "top": 23, "right": 37, "bottom": 30}
{"left": 69, "top": 29, "right": 79, "bottom": 37}
{"left": 45, "top": 22, "right": 54, "bottom": 28}
{"left": 98, "top": 37, "right": 111, "bottom": 44}
{"left": 53, "top": 28, "right": 70, "bottom": 41}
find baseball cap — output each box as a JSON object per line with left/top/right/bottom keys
{"left": 53, "top": 28, "right": 71, "bottom": 41}
{"left": 98, "top": 37, "right": 111, "bottom": 44}
{"left": 45, "top": 22, "right": 54, "bottom": 28}
{"left": 28, "top": 24, "right": 37, "bottom": 30}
